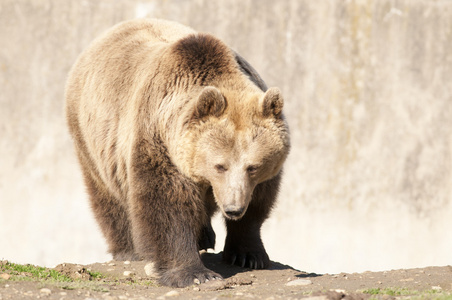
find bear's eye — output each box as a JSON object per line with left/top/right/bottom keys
{"left": 215, "top": 164, "right": 228, "bottom": 173}
{"left": 247, "top": 165, "right": 259, "bottom": 175}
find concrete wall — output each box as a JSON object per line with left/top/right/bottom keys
{"left": 1, "top": 0, "right": 451, "bottom": 274}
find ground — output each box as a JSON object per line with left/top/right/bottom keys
{"left": 1, "top": 253, "right": 451, "bottom": 300}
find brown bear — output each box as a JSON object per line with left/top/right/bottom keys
{"left": 65, "top": 19, "right": 290, "bottom": 287}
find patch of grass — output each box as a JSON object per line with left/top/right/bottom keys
{"left": 363, "top": 287, "right": 417, "bottom": 296}
{"left": 87, "top": 270, "right": 104, "bottom": 280}
{"left": 363, "top": 288, "right": 382, "bottom": 295}
{"left": 363, "top": 287, "right": 452, "bottom": 299}
{"left": 140, "top": 280, "right": 159, "bottom": 287}
{"left": 1, "top": 261, "right": 72, "bottom": 282}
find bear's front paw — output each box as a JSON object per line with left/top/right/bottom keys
{"left": 222, "top": 246, "right": 270, "bottom": 269}
{"left": 159, "top": 266, "right": 223, "bottom": 288}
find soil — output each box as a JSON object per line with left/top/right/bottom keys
{"left": 1, "top": 253, "right": 451, "bottom": 300}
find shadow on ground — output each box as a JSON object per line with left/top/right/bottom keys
{"left": 200, "top": 251, "right": 314, "bottom": 279}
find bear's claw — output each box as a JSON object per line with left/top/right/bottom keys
{"left": 159, "top": 266, "right": 223, "bottom": 288}
{"left": 223, "top": 249, "right": 269, "bottom": 269}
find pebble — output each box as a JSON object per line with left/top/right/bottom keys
{"left": 123, "top": 261, "right": 131, "bottom": 265}
{"left": 39, "top": 288, "right": 51, "bottom": 296}
{"left": 304, "top": 296, "right": 328, "bottom": 300}
{"left": 432, "top": 286, "right": 442, "bottom": 291}
{"left": 123, "top": 271, "right": 135, "bottom": 277}
{"left": 164, "top": 290, "right": 180, "bottom": 297}
{"left": 0, "top": 273, "right": 10, "bottom": 280}
{"left": 285, "top": 279, "right": 312, "bottom": 286}
{"left": 144, "top": 262, "right": 157, "bottom": 277}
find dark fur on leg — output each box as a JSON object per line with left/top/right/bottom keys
{"left": 198, "top": 222, "right": 216, "bottom": 251}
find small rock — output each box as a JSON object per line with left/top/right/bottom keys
{"left": 123, "top": 271, "right": 135, "bottom": 277}
{"left": 108, "top": 263, "right": 116, "bottom": 266}
{"left": 123, "top": 261, "right": 131, "bottom": 265}
{"left": 285, "top": 279, "right": 312, "bottom": 286}
{"left": 164, "top": 290, "right": 180, "bottom": 297}
{"left": 198, "top": 279, "right": 227, "bottom": 291}
{"left": 39, "top": 288, "right": 51, "bottom": 296}
{"left": 1, "top": 273, "right": 10, "bottom": 280}
{"left": 304, "top": 296, "right": 328, "bottom": 300}
{"left": 193, "top": 286, "right": 200, "bottom": 291}
{"left": 144, "top": 262, "right": 157, "bottom": 277}
{"left": 59, "top": 292, "right": 67, "bottom": 296}
{"left": 432, "top": 286, "right": 442, "bottom": 291}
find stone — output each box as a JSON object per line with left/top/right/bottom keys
{"left": 164, "top": 290, "right": 180, "bottom": 297}
{"left": 285, "top": 279, "right": 312, "bottom": 286}
{"left": 39, "top": 288, "right": 51, "bottom": 295}
{"left": 123, "top": 271, "right": 135, "bottom": 277}
{"left": 144, "top": 262, "right": 157, "bottom": 277}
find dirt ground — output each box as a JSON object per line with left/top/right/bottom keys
{"left": 1, "top": 253, "right": 451, "bottom": 300}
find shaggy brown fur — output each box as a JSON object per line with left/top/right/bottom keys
{"left": 65, "top": 19, "right": 290, "bottom": 287}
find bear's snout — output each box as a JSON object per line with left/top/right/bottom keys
{"left": 223, "top": 205, "right": 245, "bottom": 219}
{"left": 214, "top": 183, "right": 251, "bottom": 220}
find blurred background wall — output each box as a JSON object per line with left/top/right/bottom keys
{"left": 1, "top": 0, "right": 451, "bottom": 274}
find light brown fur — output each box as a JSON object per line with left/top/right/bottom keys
{"left": 65, "top": 19, "right": 290, "bottom": 287}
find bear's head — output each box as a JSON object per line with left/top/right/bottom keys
{"left": 188, "top": 86, "right": 290, "bottom": 220}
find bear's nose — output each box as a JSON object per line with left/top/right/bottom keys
{"left": 224, "top": 206, "right": 245, "bottom": 219}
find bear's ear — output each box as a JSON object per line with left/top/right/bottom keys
{"left": 193, "top": 86, "right": 226, "bottom": 120}
{"left": 261, "top": 87, "right": 284, "bottom": 118}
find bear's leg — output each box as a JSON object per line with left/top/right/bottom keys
{"left": 198, "top": 221, "right": 216, "bottom": 251}
{"left": 198, "top": 187, "right": 217, "bottom": 251}
{"left": 222, "top": 173, "right": 281, "bottom": 269}
{"left": 82, "top": 168, "right": 138, "bottom": 261}
{"left": 129, "top": 139, "right": 222, "bottom": 287}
